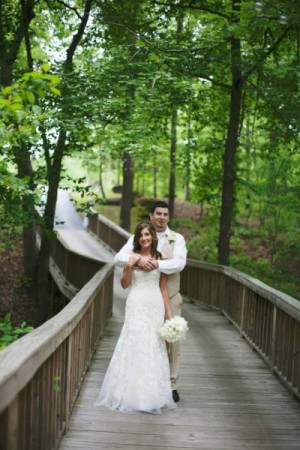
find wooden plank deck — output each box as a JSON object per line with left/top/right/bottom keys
{"left": 58, "top": 268, "right": 300, "bottom": 450}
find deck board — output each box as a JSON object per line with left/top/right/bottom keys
{"left": 58, "top": 288, "right": 300, "bottom": 450}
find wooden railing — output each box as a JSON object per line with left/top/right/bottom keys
{"left": 0, "top": 235, "right": 114, "bottom": 450}
{"left": 88, "top": 213, "right": 300, "bottom": 401}
{"left": 181, "top": 260, "right": 300, "bottom": 399}
{"left": 88, "top": 213, "right": 129, "bottom": 253}
{"left": 49, "top": 232, "right": 105, "bottom": 299}
{"left": 2, "top": 211, "right": 298, "bottom": 450}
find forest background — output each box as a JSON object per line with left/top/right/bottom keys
{"left": 0, "top": 0, "right": 299, "bottom": 331}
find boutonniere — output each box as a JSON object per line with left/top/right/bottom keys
{"left": 167, "top": 232, "right": 177, "bottom": 243}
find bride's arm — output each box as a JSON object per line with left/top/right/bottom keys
{"left": 160, "top": 273, "right": 172, "bottom": 320}
{"left": 121, "top": 253, "right": 141, "bottom": 289}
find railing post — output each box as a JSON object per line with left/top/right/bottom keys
{"left": 6, "top": 399, "right": 18, "bottom": 450}
{"left": 240, "top": 286, "right": 246, "bottom": 336}
{"left": 64, "top": 334, "right": 73, "bottom": 432}
{"left": 270, "top": 305, "right": 277, "bottom": 373}
{"left": 292, "top": 322, "right": 300, "bottom": 393}
{"left": 89, "top": 300, "right": 95, "bottom": 353}
{"left": 219, "top": 271, "right": 226, "bottom": 313}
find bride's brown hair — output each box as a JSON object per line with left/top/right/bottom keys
{"left": 133, "top": 221, "right": 162, "bottom": 259}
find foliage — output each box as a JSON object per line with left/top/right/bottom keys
{"left": 1, "top": 0, "right": 300, "bottom": 317}
{"left": 0, "top": 66, "right": 60, "bottom": 147}
{"left": 134, "top": 197, "right": 158, "bottom": 221}
{"left": 0, "top": 313, "right": 34, "bottom": 351}
{"left": 0, "top": 67, "right": 61, "bottom": 243}
{"left": 53, "top": 376, "right": 61, "bottom": 393}
{"left": 186, "top": 233, "right": 219, "bottom": 263}
{"left": 231, "top": 254, "right": 300, "bottom": 300}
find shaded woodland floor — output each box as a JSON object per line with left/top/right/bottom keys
{"left": 0, "top": 236, "right": 36, "bottom": 326}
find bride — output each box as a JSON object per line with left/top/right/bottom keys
{"left": 94, "top": 221, "right": 176, "bottom": 414}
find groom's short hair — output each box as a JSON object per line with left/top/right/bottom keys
{"left": 150, "top": 200, "right": 169, "bottom": 213}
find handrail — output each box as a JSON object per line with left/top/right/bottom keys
{"left": 88, "top": 212, "right": 300, "bottom": 400}
{"left": 50, "top": 233, "right": 105, "bottom": 298}
{"left": 0, "top": 235, "right": 114, "bottom": 450}
{"left": 88, "top": 213, "right": 130, "bottom": 252}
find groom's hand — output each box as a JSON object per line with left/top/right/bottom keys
{"left": 138, "top": 256, "right": 158, "bottom": 270}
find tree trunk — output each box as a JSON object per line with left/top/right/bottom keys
{"left": 14, "top": 144, "right": 38, "bottom": 282}
{"left": 120, "top": 152, "right": 134, "bottom": 231}
{"left": 217, "top": 0, "right": 242, "bottom": 265}
{"left": 0, "top": 0, "right": 35, "bottom": 85}
{"left": 184, "top": 118, "right": 192, "bottom": 201}
{"left": 168, "top": 10, "right": 183, "bottom": 219}
{"left": 119, "top": 1, "right": 139, "bottom": 230}
{"left": 36, "top": 131, "right": 66, "bottom": 324}
{"left": 153, "top": 151, "right": 157, "bottom": 198}
{"left": 244, "top": 116, "right": 252, "bottom": 225}
{"left": 168, "top": 111, "right": 177, "bottom": 220}
{"left": 36, "top": 198, "right": 59, "bottom": 323}
{"left": 99, "top": 160, "right": 106, "bottom": 199}
{"left": 35, "top": 0, "right": 93, "bottom": 324}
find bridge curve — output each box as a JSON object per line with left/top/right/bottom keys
{"left": 1, "top": 194, "right": 300, "bottom": 450}
{"left": 59, "top": 287, "right": 300, "bottom": 450}
{"left": 56, "top": 200, "right": 300, "bottom": 450}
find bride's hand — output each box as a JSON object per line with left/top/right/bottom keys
{"left": 128, "top": 253, "right": 141, "bottom": 267}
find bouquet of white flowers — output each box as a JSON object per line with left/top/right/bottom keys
{"left": 159, "top": 316, "right": 189, "bottom": 343}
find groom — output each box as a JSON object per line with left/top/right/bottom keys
{"left": 114, "top": 200, "right": 187, "bottom": 402}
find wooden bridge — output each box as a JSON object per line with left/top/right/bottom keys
{"left": 1, "top": 203, "right": 300, "bottom": 450}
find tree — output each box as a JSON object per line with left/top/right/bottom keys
{"left": 0, "top": 68, "right": 61, "bottom": 269}
{"left": 35, "top": 0, "right": 93, "bottom": 323}
{"left": 1, "top": 0, "right": 94, "bottom": 323}
{"left": 153, "top": 0, "right": 293, "bottom": 265}
{"left": 1, "top": 0, "right": 38, "bottom": 283}
{"left": 2, "top": 0, "right": 300, "bottom": 318}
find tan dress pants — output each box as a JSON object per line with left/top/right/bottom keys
{"left": 167, "top": 292, "right": 182, "bottom": 390}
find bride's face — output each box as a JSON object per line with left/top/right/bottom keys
{"left": 139, "top": 228, "right": 152, "bottom": 249}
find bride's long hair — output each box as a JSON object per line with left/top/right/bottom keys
{"left": 133, "top": 221, "right": 162, "bottom": 259}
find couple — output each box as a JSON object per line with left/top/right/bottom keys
{"left": 95, "top": 201, "right": 187, "bottom": 414}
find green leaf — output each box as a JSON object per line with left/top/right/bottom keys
{"left": 37, "top": 88, "right": 45, "bottom": 98}
{"left": 49, "top": 86, "right": 61, "bottom": 96}
{"left": 26, "top": 91, "right": 36, "bottom": 103}
{"left": 32, "top": 105, "right": 42, "bottom": 114}
{"left": 49, "top": 75, "right": 61, "bottom": 85}
{"left": 0, "top": 98, "right": 10, "bottom": 106}
{"left": 8, "top": 103, "right": 23, "bottom": 111}
{"left": 2, "top": 86, "right": 13, "bottom": 94}
{"left": 42, "top": 63, "right": 51, "bottom": 73}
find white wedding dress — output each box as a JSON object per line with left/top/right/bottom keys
{"left": 95, "top": 269, "right": 176, "bottom": 414}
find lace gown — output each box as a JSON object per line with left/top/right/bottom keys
{"left": 95, "top": 269, "right": 176, "bottom": 414}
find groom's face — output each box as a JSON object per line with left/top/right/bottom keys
{"left": 150, "top": 207, "right": 169, "bottom": 232}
